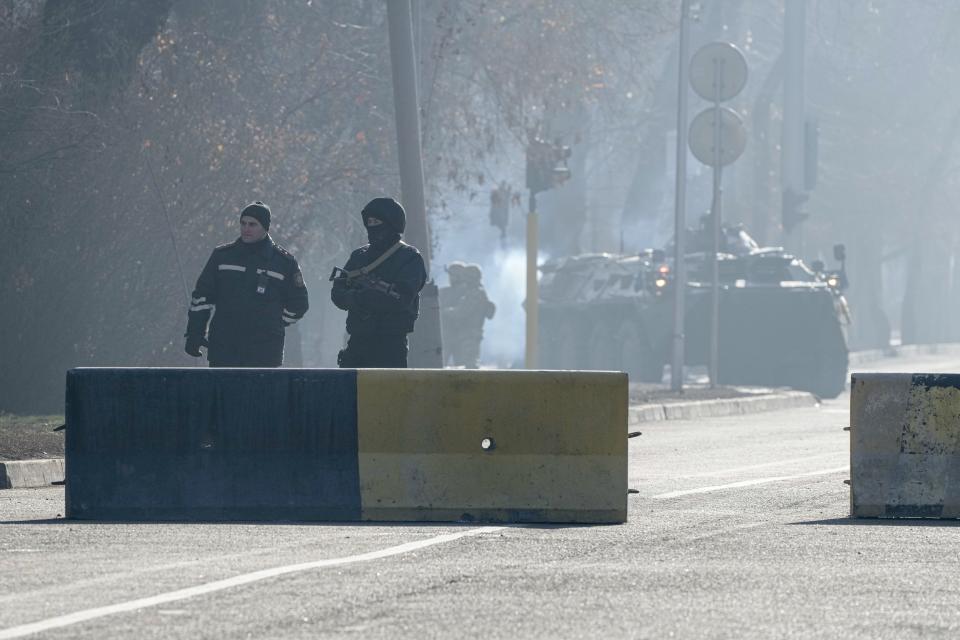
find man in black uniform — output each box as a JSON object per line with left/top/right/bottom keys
{"left": 184, "top": 201, "right": 309, "bottom": 367}
{"left": 330, "top": 197, "right": 427, "bottom": 368}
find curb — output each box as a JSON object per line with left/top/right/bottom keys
{"left": 848, "top": 343, "right": 960, "bottom": 367}
{"left": 629, "top": 390, "right": 818, "bottom": 425}
{"left": 0, "top": 458, "right": 65, "bottom": 489}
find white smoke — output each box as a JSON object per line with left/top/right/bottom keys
{"left": 431, "top": 198, "right": 540, "bottom": 368}
{"left": 475, "top": 246, "right": 530, "bottom": 367}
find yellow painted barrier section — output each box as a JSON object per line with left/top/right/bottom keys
{"left": 851, "top": 373, "right": 960, "bottom": 518}
{"left": 357, "top": 370, "right": 628, "bottom": 523}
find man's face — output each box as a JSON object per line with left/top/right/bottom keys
{"left": 240, "top": 216, "right": 267, "bottom": 243}
{"left": 364, "top": 214, "right": 396, "bottom": 247}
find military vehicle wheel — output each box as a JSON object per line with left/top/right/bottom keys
{"left": 619, "top": 321, "right": 664, "bottom": 383}
{"left": 808, "top": 349, "right": 847, "bottom": 399}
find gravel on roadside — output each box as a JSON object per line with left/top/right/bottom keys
{"left": 0, "top": 413, "right": 65, "bottom": 461}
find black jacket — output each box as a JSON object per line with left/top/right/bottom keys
{"left": 186, "top": 236, "right": 309, "bottom": 366}
{"left": 331, "top": 241, "right": 426, "bottom": 335}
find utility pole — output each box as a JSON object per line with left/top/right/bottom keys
{"left": 671, "top": 0, "right": 692, "bottom": 392}
{"left": 782, "top": 0, "right": 807, "bottom": 253}
{"left": 525, "top": 192, "right": 539, "bottom": 369}
{"left": 386, "top": 0, "right": 442, "bottom": 367}
{"left": 524, "top": 137, "right": 572, "bottom": 369}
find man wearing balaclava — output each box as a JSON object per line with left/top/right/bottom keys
{"left": 330, "top": 197, "right": 427, "bottom": 367}
{"left": 184, "top": 201, "right": 309, "bottom": 367}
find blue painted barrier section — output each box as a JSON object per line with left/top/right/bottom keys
{"left": 65, "top": 368, "right": 360, "bottom": 520}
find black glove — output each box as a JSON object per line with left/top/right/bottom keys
{"left": 185, "top": 335, "right": 208, "bottom": 357}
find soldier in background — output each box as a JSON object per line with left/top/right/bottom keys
{"left": 440, "top": 262, "right": 496, "bottom": 368}
{"left": 685, "top": 212, "right": 759, "bottom": 256}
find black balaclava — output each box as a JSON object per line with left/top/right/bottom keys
{"left": 361, "top": 197, "right": 405, "bottom": 249}
{"left": 240, "top": 201, "right": 271, "bottom": 230}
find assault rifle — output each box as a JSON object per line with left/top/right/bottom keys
{"left": 329, "top": 266, "right": 401, "bottom": 300}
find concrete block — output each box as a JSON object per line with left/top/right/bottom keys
{"left": 356, "top": 369, "right": 627, "bottom": 523}
{"left": 66, "top": 368, "right": 362, "bottom": 521}
{"left": 851, "top": 373, "right": 960, "bottom": 518}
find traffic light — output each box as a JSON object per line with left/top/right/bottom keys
{"left": 782, "top": 187, "right": 809, "bottom": 232}
{"left": 551, "top": 144, "right": 572, "bottom": 188}
{"left": 526, "top": 138, "right": 572, "bottom": 194}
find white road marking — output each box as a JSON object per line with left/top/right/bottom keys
{"left": 670, "top": 453, "right": 846, "bottom": 479}
{"left": 0, "top": 540, "right": 325, "bottom": 606}
{"left": 652, "top": 467, "right": 848, "bottom": 500}
{"left": 0, "top": 526, "right": 504, "bottom": 639}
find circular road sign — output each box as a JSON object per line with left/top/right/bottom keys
{"left": 690, "top": 42, "right": 748, "bottom": 102}
{"left": 688, "top": 107, "right": 747, "bottom": 167}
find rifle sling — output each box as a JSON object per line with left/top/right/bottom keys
{"left": 343, "top": 241, "right": 404, "bottom": 279}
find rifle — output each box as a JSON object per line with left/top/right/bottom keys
{"left": 330, "top": 266, "right": 401, "bottom": 300}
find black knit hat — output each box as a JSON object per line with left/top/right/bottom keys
{"left": 240, "top": 201, "right": 271, "bottom": 230}
{"left": 361, "top": 197, "right": 406, "bottom": 233}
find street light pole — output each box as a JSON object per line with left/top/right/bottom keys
{"left": 671, "top": 0, "right": 692, "bottom": 392}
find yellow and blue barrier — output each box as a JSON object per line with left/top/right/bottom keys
{"left": 65, "top": 368, "right": 627, "bottom": 523}
{"left": 851, "top": 373, "right": 960, "bottom": 518}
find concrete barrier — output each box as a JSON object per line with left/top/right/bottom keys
{"left": 65, "top": 368, "right": 627, "bottom": 523}
{"left": 0, "top": 458, "right": 65, "bottom": 489}
{"left": 356, "top": 370, "right": 626, "bottom": 523}
{"left": 850, "top": 373, "right": 960, "bottom": 518}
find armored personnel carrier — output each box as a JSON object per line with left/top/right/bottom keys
{"left": 538, "top": 227, "right": 850, "bottom": 398}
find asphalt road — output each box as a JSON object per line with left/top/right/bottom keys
{"left": 2, "top": 354, "right": 960, "bottom": 639}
